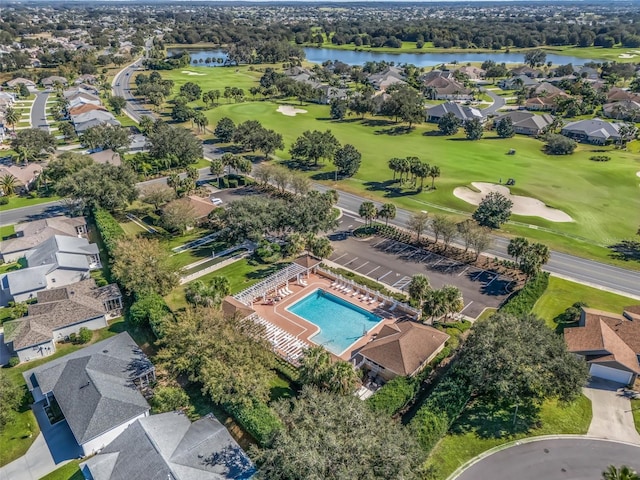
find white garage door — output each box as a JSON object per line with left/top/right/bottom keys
{"left": 590, "top": 364, "right": 633, "bottom": 385}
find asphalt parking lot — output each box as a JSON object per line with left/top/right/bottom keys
{"left": 328, "top": 215, "right": 514, "bottom": 319}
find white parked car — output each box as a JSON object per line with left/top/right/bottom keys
{"left": 210, "top": 197, "right": 223, "bottom": 206}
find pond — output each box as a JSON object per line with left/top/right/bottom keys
{"left": 168, "top": 47, "right": 600, "bottom": 68}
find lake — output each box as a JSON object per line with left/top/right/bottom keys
{"left": 168, "top": 47, "right": 600, "bottom": 68}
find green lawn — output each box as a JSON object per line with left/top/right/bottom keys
{"left": 39, "top": 461, "right": 83, "bottom": 480}
{"left": 157, "top": 65, "right": 269, "bottom": 98}
{"left": 0, "top": 320, "right": 126, "bottom": 467}
{"left": 426, "top": 394, "right": 592, "bottom": 480}
{"left": 632, "top": 399, "right": 640, "bottom": 435}
{"left": 543, "top": 45, "right": 640, "bottom": 63}
{"left": 0, "top": 224, "right": 15, "bottom": 240}
{"left": 0, "top": 195, "right": 60, "bottom": 212}
{"left": 164, "top": 258, "right": 285, "bottom": 311}
{"left": 192, "top": 98, "right": 639, "bottom": 257}
{"left": 532, "top": 276, "right": 637, "bottom": 329}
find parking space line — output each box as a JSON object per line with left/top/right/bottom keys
{"left": 457, "top": 266, "right": 470, "bottom": 277}
{"left": 365, "top": 266, "right": 380, "bottom": 276}
{"left": 405, "top": 249, "right": 421, "bottom": 259}
{"left": 472, "top": 270, "right": 485, "bottom": 280}
{"left": 392, "top": 276, "right": 411, "bottom": 289}
{"left": 485, "top": 274, "right": 500, "bottom": 288}
{"left": 384, "top": 241, "right": 400, "bottom": 252}
{"left": 372, "top": 239, "right": 387, "bottom": 248}
{"left": 459, "top": 301, "right": 474, "bottom": 314}
{"left": 394, "top": 245, "right": 411, "bottom": 256}
{"left": 377, "top": 270, "right": 393, "bottom": 281}
{"left": 344, "top": 256, "right": 359, "bottom": 266}
{"left": 354, "top": 261, "right": 369, "bottom": 271}
{"left": 431, "top": 258, "right": 444, "bottom": 267}
{"left": 332, "top": 253, "right": 348, "bottom": 263}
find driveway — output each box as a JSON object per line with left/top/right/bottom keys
{"left": 0, "top": 333, "right": 10, "bottom": 366}
{"left": 583, "top": 378, "right": 640, "bottom": 445}
{"left": 455, "top": 437, "right": 640, "bottom": 480}
{"left": 0, "top": 401, "right": 82, "bottom": 480}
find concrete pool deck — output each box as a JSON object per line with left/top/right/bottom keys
{"left": 250, "top": 273, "right": 404, "bottom": 361}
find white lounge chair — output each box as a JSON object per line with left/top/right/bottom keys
{"left": 351, "top": 289, "right": 360, "bottom": 297}
{"left": 284, "top": 287, "right": 293, "bottom": 295}
{"left": 368, "top": 297, "right": 377, "bottom": 305}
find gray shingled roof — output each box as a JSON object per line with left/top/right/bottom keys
{"left": 23, "top": 333, "right": 152, "bottom": 445}
{"left": 81, "top": 412, "right": 256, "bottom": 480}
{"left": 25, "top": 235, "right": 98, "bottom": 270}
{"left": 426, "top": 102, "right": 484, "bottom": 122}
{"left": 0, "top": 216, "right": 86, "bottom": 255}
{"left": 562, "top": 118, "right": 621, "bottom": 139}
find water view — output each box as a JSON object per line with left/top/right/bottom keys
{"left": 168, "top": 46, "right": 600, "bottom": 68}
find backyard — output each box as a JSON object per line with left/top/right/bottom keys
{"left": 151, "top": 66, "right": 640, "bottom": 267}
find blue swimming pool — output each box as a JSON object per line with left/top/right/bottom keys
{"left": 287, "top": 289, "right": 382, "bottom": 355}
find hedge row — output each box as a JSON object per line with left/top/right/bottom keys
{"left": 225, "top": 400, "right": 282, "bottom": 446}
{"left": 411, "top": 368, "right": 472, "bottom": 452}
{"left": 499, "top": 272, "right": 550, "bottom": 316}
{"left": 93, "top": 207, "right": 125, "bottom": 257}
{"left": 367, "top": 376, "right": 419, "bottom": 416}
{"left": 373, "top": 223, "right": 412, "bottom": 243}
{"left": 322, "top": 265, "right": 407, "bottom": 302}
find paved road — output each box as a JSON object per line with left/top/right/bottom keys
{"left": 30, "top": 91, "right": 49, "bottom": 131}
{"left": 4, "top": 166, "right": 640, "bottom": 299}
{"left": 455, "top": 438, "right": 640, "bottom": 480}
{"left": 112, "top": 38, "right": 155, "bottom": 124}
{"left": 480, "top": 88, "right": 506, "bottom": 115}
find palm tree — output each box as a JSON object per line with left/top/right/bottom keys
{"left": 408, "top": 274, "right": 431, "bottom": 307}
{"left": 398, "top": 157, "right": 411, "bottom": 183}
{"left": 221, "top": 152, "right": 237, "bottom": 175}
{"left": 388, "top": 157, "right": 402, "bottom": 180}
{"left": 167, "top": 173, "right": 180, "bottom": 193}
{"left": 413, "top": 161, "right": 431, "bottom": 190}
{"left": 299, "top": 346, "right": 331, "bottom": 386}
{"left": 422, "top": 288, "right": 447, "bottom": 322}
{"left": 602, "top": 465, "right": 640, "bottom": 480}
{"left": 429, "top": 165, "right": 441, "bottom": 190}
{"left": 236, "top": 157, "right": 253, "bottom": 177}
{"left": 209, "top": 159, "right": 224, "bottom": 188}
{"left": 0, "top": 174, "right": 18, "bottom": 196}
{"left": 326, "top": 361, "right": 359, "bottom": 395}
{"left": 14, "top": 145, "right": 34, "bottom": 165}
{"left": 407, "top": 156, "right": 421, "bottom": 184}
{"left": 377, "top": 203, "right": 396, "bottom": 226}
{"left": 441, "top": 285, "right": 464, "bottom": 320}
{"left": 3, "top": 106, "right": 19, "bottom": 132}
{"left": 358, "top": 201, "right": 377, "bottom": 227}
{"left": 507, "top": 237, "right": 529, "bottom": 264}
{"left": 194, "top": 112, "right": 208, "bottom": 133}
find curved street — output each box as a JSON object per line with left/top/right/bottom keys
{"left": 455, "top": 437, "right": 640, "bottom": 480}
{"left": 479, "top": 87, "right": 506, "bottom": 115}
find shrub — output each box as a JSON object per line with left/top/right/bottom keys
{"left": 589, "top": 155, "right": 611, "bottom": 162}
{"left": 411, "top": 408, "right": 450, "bottom": 452}
{"left": 0, "top": 197, "right": 8, "bottom": 205}
{"left": 544, "top": 134, "right": 577, "bottom": 155}
{"left": 367, "top": 376, "right": 418, "bottom": 416}
{"left": 225, "top": 400, "right": 282, "bottom": 446}
{"left": 8, "top": 356, "right": 20, "bottom": 367}
{"left": 499, "top": 272, "right": 549, "bottom": 316}
{"left": 228, "top": 178, "right": 238, "bottom": 188}
{"left": 77, "top": 327, "right": 93, "bottom": 344}
{"left": 321, "top": 265, "right": 407, "bottom": 302}
{"left": 129, "top": 292, "right": 172, "bottom": 338}
{"left": 151, "top": 386, "right": 192, "bottom": 414}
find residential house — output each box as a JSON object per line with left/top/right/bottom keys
{"left": 457, "top": 65, "right": 485, "bottom": 80}
{"left": 68, "top": 103, "right": 108, "bottom": 117}
{"left": 0, "top": 235, "right": 101, "bottom": 305}
{"left": 89, "top": 149, "right": 122, "bottom": 166}
{"left": 128, "top": 133, "right": 148, "bottom": 152}
{"left": 525, "top": 94, "right": 565, "bottom": 111}
{"left": 316, "top": 85, "right": 349, "bottom": 105}
{"left": 564, "top": 306, "right": 640, "bottom": 385}
{"left": 561, "top": 118, "right": 622, "bottom": 145}
{"left": 574, "top": 66, "right": 600, "bottom": 80}
{"left": 0, "top": 91, "right": 16, "bottom": 107}
{"left": 426, "top": 102, "right": 485, "bottom": 123}
{"left": 80, "top": 412, "right": 256, "bottom": 480}
{"left": 368, "top": 66, "right": 406, "bottom": 91}
{"left": 3, "top": 279, "right": 122, "bottom": 362}
{"left": 177, "top": 195, "right": 217, "bottom": 222}
{"left": 6, "top": 77, "right": 36, "bottom": 88}
{"left": 0, "top": 216, "right": 88, "bottom": 262}
{"left": 493, "top": 111, "right": 554, "bottom": 136}
{"left": 22, "top": 332, "right": 154, "bottom": 455}
{"left": 357, "top": 321, "right": 449, "bottom": 381}
{"left": 41, "top": 75, "right": 68, "bottom": 88}
{"left": 498, "top": 74, "right": 538, "bottom": 90}
{"left": 606, "top": 87, "right": 640, "bottom": 103}
{"left": 0, "top": 162, "right": 42, "bottom": 195}
{"left": 67, "top": 92, "right": 102, "bottom": 110}
{"left": 529, "top": 81, "right": 566, "bottom": 97}
{"left": 509, "top": 65, "right": 543, "bottom": 78}
{"left": 422, "top": 76, "right": 473, "bottom": 101}
{"left": 73, "top": 110, "right": 121, "bottom": 134}
{"left": 603, "top": 100, "right": 640, "bottom": 122}
{"left": 75, "top": 74, "right": 97, "bottom": 85}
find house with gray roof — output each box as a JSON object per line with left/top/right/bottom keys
{"left": 603, "top": 100, "right": 640, "bottom": 122}
{"left": 368, "top": 66, "right": 406, "bottom": 91}
{"left": 426, "top": 102, "right": 485, "bottom": 123}
{"left": 0, "top": 235, "right": 101, "bottom": 306}
{"left": 493, "top": 111, "right": 555, "bottom": 136}
{"left": 73, "top": 110, "right": 120, "bottom": 134}
{"left": 4, "top": 279, "right": 122, "bottom": 362}
{"left": 41, "top": 75, "right": 68, "bottom": 88}
{"left": 80, "top": 412, "right": 256, "bottom": 480}
{"left": 561, "top": 118, "right": 622, "bottom": 145}
{"left": 498, "top": 74, "right": 538, "bottom": 90}
{"left": 23, "top": 332, "right": 154, "bottom": 456}
{"left": 0, "top": 216, "right": 88, "bottom": 262}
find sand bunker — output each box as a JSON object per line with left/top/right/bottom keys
{"left": 619, "top": 53, "right": 637, "bottom": 59}
{"left": 636, "top": 171, "right": 640, "bottom": 178}
{"left": 277, "top": 105, "right": 307, "bottom": 117}
{"left": 180, "top": 70, "right": 205, "bottom": 76}
{"left": 453, "top": 182, "right": 573, "bottom": 223}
